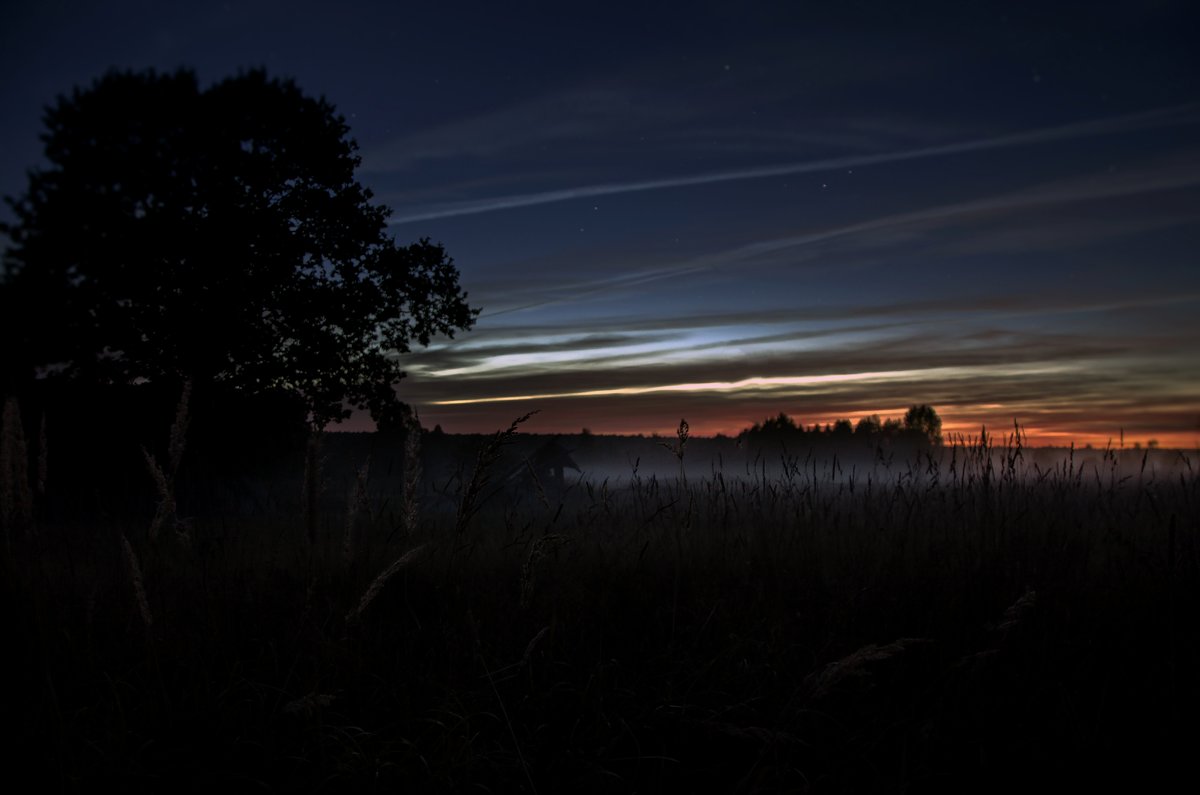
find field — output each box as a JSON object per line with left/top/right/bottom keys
{"left": 3, "top": 412, "right": 1199, "bottom": 793}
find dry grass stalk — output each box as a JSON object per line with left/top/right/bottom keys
{"left": 302, "top": 431, "right": 324, "bottom": 547}
{"left": 342, "top": 458, "right": 371, "bottom": 566}
{"left": 167, "top": 379, "right": 190, "bottom": 479}
{"left": 520, "top": 625, "right": 551, "bottom": 668}
{"left": 121, "top": 532, "right": 154, "bottom": 630}
{"left": 142, "top": 447, "right": 177, "bottom": 542}
{"left": 658, "top": 418, "right": 690, "bottom": 485}
{"left": 402, "top": 412, "right": 422, "bottom": 538}
{"left": 994, "top": 587, "right": 1037, "bottom": 640}
{"left": 520, "top": 533, "right": 572, "bottom": 609}
{"left": 1, "top": 396, "right": 33, "bottom": 542}
{"left": 525, "top": 458, "right": 551, "bottom": 511}
{"left": 345, "top": 542, "right": 428, "bottom": 625}
{"left": 141, "top": 380, "right": 190, "bottom": 542}
{"left": 804, "top": 637, "right": 929, "bottom": 700}
{"left": 455, "top": 410, "right": 539, "bottom": 536}
{"left": 282, "top": 691, "right": 336, "bottom": 718}
{"left": 35, "top": 411, "right": 47, "bottom": 498}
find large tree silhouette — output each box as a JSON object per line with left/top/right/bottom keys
{"left": 0, "top": 68, "right": 476, "bottom": 428}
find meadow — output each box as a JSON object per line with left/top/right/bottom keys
{"left": 3, "top": 403, "right": 1198, "bottom": 793}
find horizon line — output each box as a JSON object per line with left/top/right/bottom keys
{"left": 324, "top": 424, "right": 1196, "bottom": 450}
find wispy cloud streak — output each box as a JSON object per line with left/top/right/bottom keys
{"left": 462, "top": 159, "right": 1200, "bottom": 319}
{"left": 431, "top": 363, "right": 1079, "bottom": 405}
{"left": 691, "top": 158, "right": 1200, "bottom": 267}
{"left": 388, "top": 104, "right": 1200, "bottom": 225}
{"left": 403, "top": 290, "right": 1200, "bottom": 380}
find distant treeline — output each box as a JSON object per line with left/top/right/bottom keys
{"left": 740, "top": 404, "right": 943, "bottom": 447}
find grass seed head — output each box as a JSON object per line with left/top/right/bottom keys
{"left": 346, "top": 543, "right": 429, "bottom": 625}
{"left": 121, "top": 533, "right": 154, "bottom": 630}
{"left": 804, "top": 638, "right": 930, "bottom": 701}
{"left": 167, "top": 380, "right": 191, "bottom": 478}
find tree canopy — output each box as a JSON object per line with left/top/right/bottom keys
{"left": 0, "top": 68, "right": 477, "bottom": 428}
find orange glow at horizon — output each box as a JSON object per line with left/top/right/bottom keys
{"left": 414, "top": 405, "right": 1198, "bottom": 450}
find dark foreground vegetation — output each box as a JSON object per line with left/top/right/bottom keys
{"left": 4, "top": 411, "right": 1199, "bottom": 793}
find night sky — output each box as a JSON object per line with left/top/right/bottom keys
{"left": 2, "top": 1, "right": 1198, "bottom": 445}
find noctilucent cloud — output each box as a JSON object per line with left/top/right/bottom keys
{"left": 2, "top": 1, "right": 1198, "bottom": 445}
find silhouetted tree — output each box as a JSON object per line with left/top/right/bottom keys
{"left": 0, "top": 68, "right": 477, "bottom": 428}
{"left": 739, "top": 412, "right": 791, "bottom": 450}
{"left": 902, "top": 404, "right": 943, "bottom": 446}
{"left": 755, "top": 412, "right": 800, "bottom": 436}
{"left": 855, "top": 415, "right": 883, "bottom": 436}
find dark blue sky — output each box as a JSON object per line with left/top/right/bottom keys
{"left": 3, "top": 1, "right": 1198, "bottom": 444}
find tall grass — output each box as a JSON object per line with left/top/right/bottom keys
{"left": 5, "top": 412, "right": 1198, "bottom": 792}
